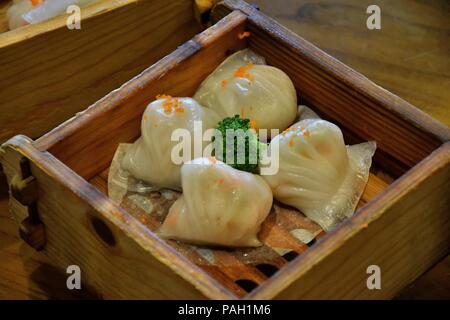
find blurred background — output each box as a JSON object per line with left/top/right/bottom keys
{"left": 248, "top": 0, "right": 450, "bottom": 127}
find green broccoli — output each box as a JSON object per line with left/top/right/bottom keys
{"left": 213, "top": 115, "right": 265, "bottom": 173}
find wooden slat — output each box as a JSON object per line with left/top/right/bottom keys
{"left": 247, "top": 142, "right": 450, "bottom": 299}
{"left": 34, "top": 10, "right": 248, "bottom": 181}
{"left": 89, "top": 162, "right": 390, "bottom": 297}
{"left": 3, "top": 0, "right": 446, "bottom": 300}
{"left": 1, "top": 135, "right": 236, "bottom": 299}
{"left": 92, "top": 173, "right": 261, "bottom": 297}
{"left": 212, "top": 0, "right": 450, "bottom": 178}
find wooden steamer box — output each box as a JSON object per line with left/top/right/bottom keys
{"left": 0, "top": 0, "right": 202, "bottom": 144}
{"left": 1, "top": 0, "right": 449, "bottom": 299}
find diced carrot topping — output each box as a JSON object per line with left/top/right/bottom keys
{"left": 217, "top": 178, "right": 225, "bottom": 185}
{"left": 156, "top": 94, "right": 172, "bottom": 100}
{"left": 234, "top": 63, "right": 255, "bottom": 81}
{"left": 303, "top": 130, "right": 311, "bottom": 138}
{"left": 162, "top": 100, "right": 173, "bottom": 113}
{"left": 221, "top": 79, "right": 228, "bottom": 88}
{"left": 238, "top": 31, "right": 251, "bottom": 40}
{"left": 159, "top": 95, "right": 184, "bottom": 114}
{"left": 31, "top": 0, "right": 41, "bottom": 6}
{"left": 250, "top": 119, "right": 257, "bottom": 129}
{"left": 289, "top": 136, "right": 295, "bottom": 147}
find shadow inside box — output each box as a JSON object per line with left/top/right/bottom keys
{"left": 0, "top": 164, "right": 8, "bottom": 198}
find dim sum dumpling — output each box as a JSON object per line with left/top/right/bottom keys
{"left": 7, "top": 0, "right": 97, "bottom": 30}
{"left": 159, "top": 157, "right": 273, "bottom": 247}
{"left": 263, "top": 119, "right": 376, "bottom": 231}
{"left": 194, "top": 49, "right": 297, "bottom": 133}
{"left": 7, "top": 0, "right": 39, "bottom": 30}
{"left": 121, "top": 97, "right": 220, "bottom": 191}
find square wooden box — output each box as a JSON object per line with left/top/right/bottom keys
{"left": 0, "top": 0, "right": 202, "bottom": 144}
{"left": 1, "top": 0, "right": 449, "bottom": 299}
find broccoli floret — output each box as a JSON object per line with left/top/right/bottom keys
{"left": 214, "top": 115, "right": 265, "bottom": 173}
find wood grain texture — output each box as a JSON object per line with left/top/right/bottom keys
{"left": 35, "top": 10, "right": 248, "bottom": 181}
{"left": 248, "top": 0, "right": 450, "bottom": 128}
{"left": 90, "top": 165, "right": 389, "bottom": 298}
{"left": 3, "top": 0, "right": 448, "bottom": 297}
{"left": 1, "top": 135, "right": 234, "bottom": 299}
{"left": 0, "top": 0, "right": 201, "bottom": 144}
{"left": 247, "top": 0, "right": 450, "bottom": 128}
{"left": 1, "top": 10, "right": 249, "bottom": 300}
{"left": 213, "top": 0, "right": 450, "bottom": 179}
{"left": 247, "top": 142, "right": 450, "bottom": 299}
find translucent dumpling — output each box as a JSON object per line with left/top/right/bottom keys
{"left": 263, "top": 119, "right": 376, "bottom": 231}
{"left": 7, "top": 0, "right": 97, "bottom": 30}
{"left": 121, "top": 96, "right": 220, "bottom": 191}
{"left": 194, "top": 49, "right": 297, "bottom": 134}
{"left": 159, "top": 157, "right": 273, "bottom": 247}
{"left": 7, "top": 0, "right": 38, "bottom": 29}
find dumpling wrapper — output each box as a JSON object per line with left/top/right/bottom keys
{"left": 194, "top": 49, "right": 297, "bottom": 134}
{"left": 159, "top": 157, "right": 273, "bottom": 247}
{"left": 7, "top": 0, "right": 96, "bottom": 30}
{"left": 7, "top": 0, "right": 38, "bottom": 29}
{"left": 121, "top": 97, "right": 220, "bottom": 191}
{"left": 263, "top": 119, "right": 376, "bottom": 231}
{"left": 22, "top": 0, "right": 97, "bottom": 24}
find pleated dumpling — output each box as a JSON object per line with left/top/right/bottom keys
{"left": 121, "top": 96, "right": 220, "bottom": 191}
{"left": 7, "top": 0, "right": 97, "bottom": 30}
{"left": 159, "top": 157, "right": 273, "bottom": 247}
{"left": 7, "top": 0, "right": 38, "bottom": 30}
{"left": 263, "top": 119, "right": 376, "bottom": 231}
{"left": 194, "top": 49, "right": 297, "bottom": 134}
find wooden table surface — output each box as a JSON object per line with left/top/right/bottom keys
{"left": 248, "top": 0, "right": 450, "bottom": 299}
{"left": 1, "top": 0, "right": 449, "bottom": 299}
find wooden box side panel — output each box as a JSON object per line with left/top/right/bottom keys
{"left": 34, "top": 10, "right": 248, "bottom": 181}
{"left": 0, "top": 0, "right": 201, "bottom": 144}
{"left": 0, "top": 136, "right": 235, "bottom": 299}
{"left": 247, "top": 143, "right": 450, "bottom": 299}
{"left": 213, "top": 0, "right": 450, "bottom": 177}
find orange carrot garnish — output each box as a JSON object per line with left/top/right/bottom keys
{"left": 238, "top": 31, "right": 251, "bottom": 40}
{"left": 289, "top": 136, "right": 295, "bottom": 147}
{"left": 234, "top": 63, "right": 255, "bottom": 81}
{"left": 221, "top": 79, "right": 228, "bottom": 88}
{"left": 250, "top": 119, "right": 257, "bottom": 129}
{"left": 156, "top": 94, "right": 172, "bottom": 100}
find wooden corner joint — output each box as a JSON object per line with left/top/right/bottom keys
{"left": 10, "top": 158, "right": 46, "bottom": 251}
